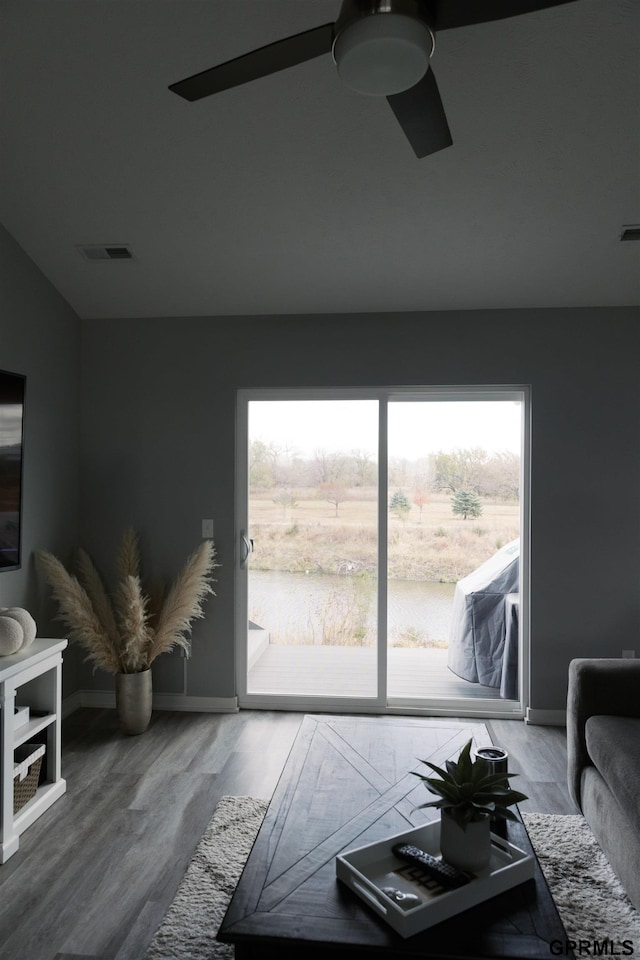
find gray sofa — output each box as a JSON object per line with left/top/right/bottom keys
{"left": 567, "top": 658, "right": 640, "bottom": 910}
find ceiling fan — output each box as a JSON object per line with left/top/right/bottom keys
{"left": 169, "top": 0, "right": 576, "bottom": 159}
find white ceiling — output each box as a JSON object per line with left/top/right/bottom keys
{"left": 1, "top": 0, "right": 638, "bottom": 320}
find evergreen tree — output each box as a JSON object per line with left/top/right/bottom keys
{"left": 451, "top": 489, "right": 483, "bottom": 520}
{"left": 390, "top": 489, "right": 411, "bottom": 520}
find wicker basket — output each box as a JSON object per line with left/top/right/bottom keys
{"left": 13, "top": 743, "right": 45, "bottom": 814}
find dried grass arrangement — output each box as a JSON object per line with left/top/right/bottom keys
{"left": 37, "top": 531, "right": 218, "bottom": 674}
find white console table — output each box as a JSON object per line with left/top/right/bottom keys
{"left": 1, "top": 638, "right": 67, "bottom": 863}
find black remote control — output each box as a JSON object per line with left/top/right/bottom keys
{"left": 392, "top": 843, "right": 471, "bottom": 889}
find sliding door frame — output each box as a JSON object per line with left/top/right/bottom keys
{"left": 235, "top": 385, "right": 530, "bottom": 719}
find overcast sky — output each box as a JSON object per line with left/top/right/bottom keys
{"left": 0, "top": 405, "right": 22, "bottom": 449}
{"left": 249, "top": 399, "right": 522, "bottom": 460}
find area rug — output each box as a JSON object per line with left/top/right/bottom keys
{"left": 521, "top": 812, "right": 640, "bottom": 942}
{"left": 144, "top": 800, "right": 640, "bottom": 959}
{"left": 144, "top": 796, "right": 269, "bottom": 960}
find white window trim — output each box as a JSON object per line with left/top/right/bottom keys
{"left": 235, "top": 385, "right": 530, "bottom": 720}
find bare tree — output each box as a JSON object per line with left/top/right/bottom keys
{"left": 389, "top": 456, "right": 410, "bottom": 487}
{"left": 350, "top": 448, "right": 376, "bottom": 487}
{"left": 249, "top": 440, "right": 274, "bottom": 488}
{"left": 272, "top": 488, "right": 298, "bottom": 520}
{"left": 313, "top": 449, "right": 347, "bottom": 485}
{"left": 412, "top": 486, "right": 430, "bottom": 522}
{"left": 319, "top": 481, "right": 350, "bottom": 517}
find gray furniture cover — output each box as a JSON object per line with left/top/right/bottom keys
{"left": 447, "top": 539, "right": 519, "bottom": 688}
{"left": 500, "top": 593, "right": 519, "bottom": 700}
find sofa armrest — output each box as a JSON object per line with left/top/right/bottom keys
{"left": 567, "top": 658, "right": 640, "bottom": 810}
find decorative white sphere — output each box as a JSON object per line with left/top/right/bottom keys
{"left": 2, "top": 608, "right": 37, "bottom": 648}
{"left": 0, "top": 615, "right": 24, "bottom": 656}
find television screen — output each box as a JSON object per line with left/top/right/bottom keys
{"left": 0, "top": 369, "right": 26, "bottom": 571}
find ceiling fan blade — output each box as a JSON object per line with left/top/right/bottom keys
{"left": 432, "top": 0, "right": 578, "bottom": 31}
{"left": 387, "top": 69, "right": 452, "bottom": 159}
{"left": 169, "top": 23, "right": 335, "bottom": 101}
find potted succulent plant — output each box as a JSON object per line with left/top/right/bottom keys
{"left": 411, "top": 739, "right": 527, "bottom": 873}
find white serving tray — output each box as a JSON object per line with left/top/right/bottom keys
{"left": 336, "top": 818, "right": 535, "bottom": 938}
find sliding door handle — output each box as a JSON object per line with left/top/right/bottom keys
{"left": 240, "top": 532, "right": 254, "bottom": 567}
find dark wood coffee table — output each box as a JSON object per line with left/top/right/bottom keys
{"left": 218, "top": 715, "right": 572, "bottom": 959}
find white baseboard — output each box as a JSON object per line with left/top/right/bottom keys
{"left": 62, "top": 689, "right": 238, "bottom": 716}
{"left": 63, "top": 691, "right": 563, "bottom": 725}
{"left": 61, "top": 690, "right": 84, "bottom": 718}
{"left": 525, "top": 707, "right": 566, "bottom": 726}
{"left": 151, "top": 693, "right": 239, "bottom": 713}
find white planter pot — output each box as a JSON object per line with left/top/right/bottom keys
{"left": 439, "top": 811, "right": 491, "bottom": 873}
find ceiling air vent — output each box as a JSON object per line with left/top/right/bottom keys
{"left": 620, "top": 226, "right": 640, "bottom": 242}
{"left": 78, "top": 244, "right": 135, "bottom": 261}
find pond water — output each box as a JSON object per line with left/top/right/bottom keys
{"left": 249, "top": 569, "right": 456, "bottom": 646}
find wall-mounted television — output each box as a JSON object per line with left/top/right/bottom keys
{"left": 0, "top": 369, "right": 26, "bottom": 571}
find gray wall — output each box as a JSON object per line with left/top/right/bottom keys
{"left": 79, "top": 309, "right": 640, "bottom": 711}
{"left": 3, "top": 226, "right": 636, "bottom": 714}
{"left": 0, "top": 224, "right": 82, "bottom": 693}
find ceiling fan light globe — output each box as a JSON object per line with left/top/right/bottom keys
{"left": 333, "top": 14, "right": 432, "bottom": 97}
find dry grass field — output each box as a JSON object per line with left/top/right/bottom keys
{"left": 249, "top": 490, "right": 519, "bottom": 582}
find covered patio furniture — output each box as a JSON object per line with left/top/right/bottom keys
{"left": 447, "top": 539, "right": 519, "bottom": 691}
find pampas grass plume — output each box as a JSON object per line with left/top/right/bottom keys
{"left": 37, "top": 551, "right": 120, "bottom": 673}
{"left": 114, "top": 574, "right": 151, "bottom": 673}
{"left": 38, "top": 534, "right": 218, "bottom": 675}
{"left": 118, "top": 528, "right": 140, "bottom": 581}
{"left": 76, "top": 548, "right": 119, "bottom": 648}
{"left": 150, "top": 540, "right": 217, "bottom": 662}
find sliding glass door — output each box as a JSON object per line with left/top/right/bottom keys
{"left": 236, "top": 387, "right": 528, "bottom": 716}
{"left": 386, "top": 398, "right": 524, "bottom": 703}
{"left": 244, "top": 399, "right": 378, "bottom": 699}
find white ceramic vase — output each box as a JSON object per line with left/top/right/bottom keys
{"left": 439, "top": 810, "right": 491, "bottom": 873}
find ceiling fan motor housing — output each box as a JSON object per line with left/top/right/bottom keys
{"left": 333, "top": 0, "right": 435, "bottom": 96}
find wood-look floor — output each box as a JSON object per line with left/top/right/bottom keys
{"left": 0, "top": 708, "right": 578, "bottom": 960}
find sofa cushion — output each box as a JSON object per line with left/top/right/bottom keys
{"left": 585, "top": 715, "right": 640, "bottom": 835}
{"left": 581, "top": 765, "right": 640, "bottom": 911}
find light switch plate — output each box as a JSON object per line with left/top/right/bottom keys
{"left": 202, "top": 519, "right": 214, "bottom": 539}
